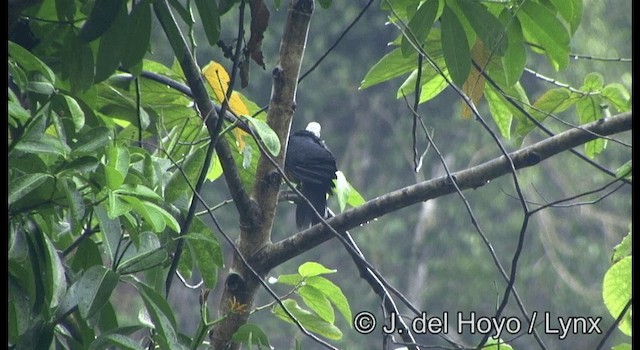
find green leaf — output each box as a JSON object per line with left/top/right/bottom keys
{"left": 576, "top": 97, "right": 605, "bottom": 158}
{"left": 548, "top": 0, "right": 582, "bottom": 34}
{"left": 27, "top": 81, "right": 56, "bottom": 95}
{"left": 231, "top": 323, "right": 271, "bottom": 347}
{"left": 42, "top": 232, "right": 67, "bottom": 309}
{"left": 115, "top": 184, "right": 163, "bottom": 202}
{"left": 62, "top": 32, "right": 96, "bottom": 92}
{"left": 9, "top": 173, "right": 53, "bottom": 206}
{"left": 441, "top": 4, "right": 471, "bottom": 86}
{"left": 611, "top": 344, "right": 632, "bottom": 350}
{"left": 79, "top": 0, "right": 124, "bottom": 42}
{"left": 129, "top": 278, "right": 180, "bottom": 345}
{"left": 581, "top": 72, "right": 604, "bottom": 92}
{"left": 165, "top": 148, "right": 204, "bottom": 209}
{"left": 147, "top": 202, "right": 180, "bottom": 232}
{"left": 276, "top": 273, "right": 304, "bottom": 286}
{"left": 194, "top": 0, "right": 221, "bottom": 46}
{"left": 498, "top": 11, "right": 525, "bottom": 87}
{"left": 334, "top": 171, "right": 365, "bottom": 212}
{"left": 207, "top": 153, "right": 223, "bottom": 182}
{"left": 72, "top": 126, "right": 111, "bottom": 156}
{"left": 245, "top": 117, "right": 281, "bottom": 156}
{"left": 419, "top": 73, "right": 449, "bottom": 103}
{"left": 484, "top": 83, "right": 512, "bottom": 139}
{"left": 94, "top": 203, "right": 122, "bottom": 266}
{"left": 184, "top": 218, "right": 223, "bottom": 288}
{"left": 105, "top": 144, "right": 129, "bottom": 189}
{"left": 395, "top": 55, "right": 447, "bottom": 98}
{"left": 107, "top": 190, "right": 132, "bottom": 218}
{"left": 517, "top": 1, "right": 570, "bottom": 70}
{"left": 602, "top": 83, "right": 631, "bottom": 112}
{"left": 306, "top": 276, "right": 352, "bottom": 326}
{"left": 14, "top": 135, "right": 70, "bottom": 157}
{"left": 121, "top": 0, "right": 152, "bottom": 70}
{"left": 75, "top": 265, "right": 119, "bottom": 319}
{"left": 457, "top": 0, "right": 507, "bottom": 56}
{"left": 536, "top": 89, "right": 579, "bottom": 115}
{"left": 117, "top": 232, "right": 167, "bottom": 274}
{"left": 611, "top": 231, "right": 631, "bottom": 264}
{"left": 61, "top": 179, "right": 85, "bottom": 233}
{"left": 95, "top": 3, "right": 127, "bottom": 83}
{"left": 602, "top": 256, "right": 631, "bottom": 336}
{"left": 361, "top": 48, "right": 418, "bottom": 89}
{"left": 71, "top": 237, "right": 104, "bottom": 272}
{"left": 8, "top": 41, "right": 56, "bottom": 83}
{"left": 298, "top": 285, "right": 334, "bottom": 323}
{"left": 401, "top": 0, "right": 440, "bottom": 56}
{"left": 121, "top": 196, "right": 166, "bottom": 232}
{"left": 298, "top": 262, "right": 336, "bottom": 277}
{"left": 58, "top": 94, "right": 86, "bottom": 132}
{"left": 272, "top": 299, "right": 343, "bottom": 340}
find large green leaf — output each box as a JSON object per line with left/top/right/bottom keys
{"left": 602, "top": 256, "right": 631, "bottom": 336}
{"left": 129, "top": 278, "right": 181, "bottom": 347}
{"left": 517, "top": 1, "right": 570, "bottom": 70}
{"left": 441, "top": 4, "right": 470, "bottom": 86}
{"left": 75, "top": 265, "right": 119, "bottom": 319}
{"left": 400, "top": 0, "right": 441, "bottom": 56}
{"left": 298, "top": 285, "right": 334, "bottom": 323}
{"left": 117, "top": 232, "right": 167, "bottom": 274}
{"left": 306, "top": 276, "right": 352, "bottom": 326}
{"left": 457, "top": 0, "right": 507, "bottom": 56}
{"left": 9, "top": 173, "right": 53, "bottom": 206}
{"left": 497, "top": 11, "right": 525, "bottom": 87}
{"left": 484, "top": 83, "right": 513, "bottom": 139}
{"left": 121, "top": 0, "right": 152, "bottom": 70}
{"left": 165, "top": 147, "right": 205, "bottom": 210}
{"left": 361, "top": 48, "right": 419, "bottom": 89}
{"left": 194, "top": 0, "right": 221, "bottom": 46}
{"left": 245, "top": 117, "right": 281, "bottom": 156}
{"left": 272, "top": 299, "right": 343, "bottom": 340}
{"left": 8, "top": 41, "right": 56, "bottom": 83}
{"left": 548, "top": 0, "right": 583, "bottom": 34}
{"left": 577, "top": 97, "right": 606, "bottom": 158}
{"left": 184, "top": 217, "right": 223, "bottom": 288}
{"left": 602, "top": 83, "right": 631, "bottom": 112}
{"left": 298, "top": 262, "right": 336, "bottom": 277}
{"left": 95, "top": 3, "right": 128, "bottom": 83}
{"left": 79, "top": 0, "right": 124, "bottom": 42}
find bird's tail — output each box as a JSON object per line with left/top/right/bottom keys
{"left": 296, "top": 183, "right": 328, "bottom": 229}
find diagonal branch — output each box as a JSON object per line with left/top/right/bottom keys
{"left": 256, "top": 111, "right": 632, "bottom": 271}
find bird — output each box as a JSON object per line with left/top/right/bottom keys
{"left": 285, "top": 122, "right": 338, "bottom": 229}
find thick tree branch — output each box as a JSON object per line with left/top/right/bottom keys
{"left": 211, "top": 1, "right": 315, "bottom": 349}
{"left": 256, "top": 111, "right": 632, "bottom": 271}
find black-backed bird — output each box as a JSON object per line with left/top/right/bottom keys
{"left": 285, "top": 122, "right": 338, "bottom": 229}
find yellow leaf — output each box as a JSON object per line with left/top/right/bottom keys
{"left": 461, "top": 40, "right": 488, "bottom": 119}
{"left": 202, "top": 61, "right": 250, "bottom": 116}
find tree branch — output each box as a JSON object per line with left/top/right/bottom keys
{"left": 211, "top": 1, "right": 316, "bottom": 348}
{"left": 257, "top": 111, "right": 632, "bottom": 271}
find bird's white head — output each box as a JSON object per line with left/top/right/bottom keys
{"left": 306, "top": 122, "right": 322, "bottom": 138}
